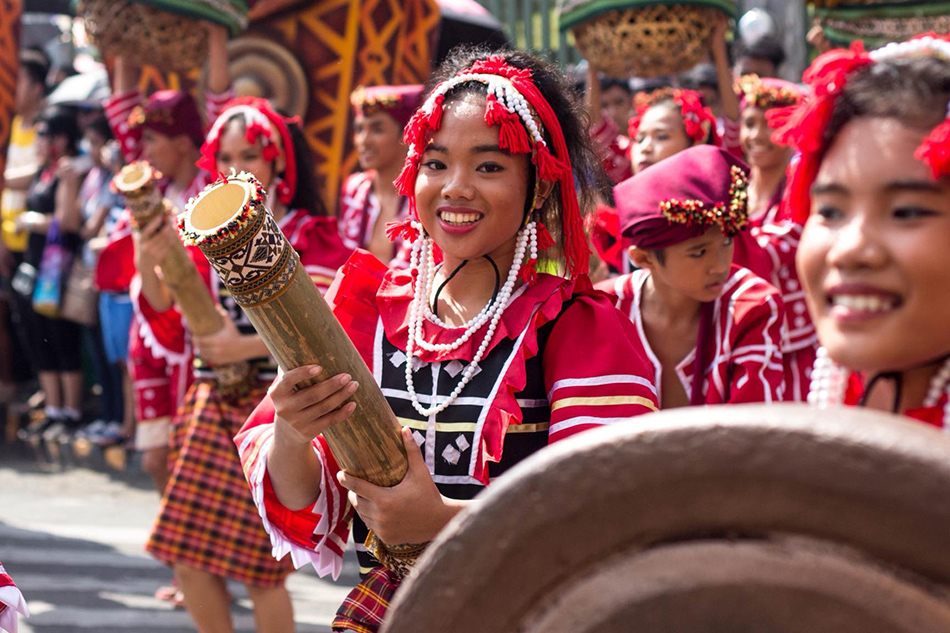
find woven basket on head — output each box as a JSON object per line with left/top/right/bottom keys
{"left": 79, "top": 0, "right": 207, "bottom": 72}
{"left": 575, "top": 4, "right": 729, "bottom": 78}
{"left": 77, "top": 0, "right": 248, "bottom": 72}
{"left": 808, "top": 1, "right": 950, "bottom": 48}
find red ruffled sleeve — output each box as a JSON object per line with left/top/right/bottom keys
{"left": 0, "top": 562, "right": 28, "bottom": 633}
{"left": 543, "top": 282, "right": 659, "bottom": 441}
{"left": 235, "top": 398, "right": 353, "bottom": 579}
{"left": 235, "top": 250, "right": 387, "bottom": 578}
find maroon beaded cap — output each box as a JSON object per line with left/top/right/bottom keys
{"left": 617, "top": 145, "right": 750, "bottom": 250}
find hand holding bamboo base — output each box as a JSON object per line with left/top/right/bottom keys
{"left": 113, "top": 162, "right": 252, "bottom": 395}
{"left": 181, "top": 171, "right": 408, "bottom": 487}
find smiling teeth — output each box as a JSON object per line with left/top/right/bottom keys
{"left": 831, "top": 295, "right": 896, "bottom": 312}
{"left": 441, "top": 211, "right": 480, "bottom": 225}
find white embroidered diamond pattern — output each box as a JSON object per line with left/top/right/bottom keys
{"left": 442, "top": 444, "right": 461, "bottom": 465}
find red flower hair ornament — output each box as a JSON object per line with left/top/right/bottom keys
{"left": 768, "top": 34, "right": 950, "bottom": 224}
{"left": 198, "top": 97, "right": 300, "bottom": 206}
{"left": 627, "top": 88, "right": 720, "bottom": 147}
{"left": 392, "top": 55, "right": 587, "bottom": 284}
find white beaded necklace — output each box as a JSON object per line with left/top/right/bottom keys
{"left": 808, "top": 347, "right": 950, "bottom": 425}
{"left": 404, "top": 221, "right": 538, "bottom": 417}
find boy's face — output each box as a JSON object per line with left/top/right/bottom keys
{"left": 143, "top": 129, "right": 189, "bottom": 176}
{"left": 601, "top": 85, "right": 632, "bottom": 134}
{"left": 14, "top": 68, "right": 43, "bottom": 116}
{"left": 631, "top": 226, "right": 734, "bottom": 303}
{"left": 353, "top": 111, "right": 405, "bottom": 173}
{"left": 799, "top": 116, "right": 950, "bottom": 374}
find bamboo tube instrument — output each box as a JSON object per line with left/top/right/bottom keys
{"left": 180, "top": 171, "right": 408, "bottom": 487}
{"left": 113, "top": 162, "right": 252, "bottom": 394}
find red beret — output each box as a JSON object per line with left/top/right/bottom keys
{"left": 617, "top": 145, "right": 750, "bottom": 250}
{"left": 350, "top": 84, "right": 425, "bottom": 129}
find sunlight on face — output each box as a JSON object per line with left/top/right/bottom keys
{"left": 798, "top": 117, "right": 950, "bottom": 373}
{"left": 632, "top": 103, "right": 692, "bottom": 174}
{"left": 414, "top": 92, "right": 532, "bottom": 265}
{"left": 215, "top": 119, "right": 277, "bottom": 190}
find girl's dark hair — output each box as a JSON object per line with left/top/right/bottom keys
{"left": 286, "top": 120, "right": 329, "bottom": 216}
{"left": 85, "top": 115, "right": 113, "bottom": 142}
{"left": 37, "top": 105, "right": 81, "bottom": 156}
{"left": 427, "top": 46, "right": 613, "bottom": 267}
{"left": 825, "top": 55, "right": 950, "bottom": 150}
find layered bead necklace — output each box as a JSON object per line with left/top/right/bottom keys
{"left": 808, "top": 347, "right": 950, "bottom": 424}
{"left": 404, "top": 221, "right": 541, "bottom": 417}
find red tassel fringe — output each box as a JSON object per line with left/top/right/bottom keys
{"left": 385, "top": 218, "right": 420, "bottom": 243}
{"left": 393, "top": 155, "right": 418, "bottom": 196}
{"left": 534, "top": 145, "right": 565, "bottom": 182}
{"left": 428, "top": 94, "right": 445, "bottom": 131}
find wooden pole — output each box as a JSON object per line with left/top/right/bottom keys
{"left": 181, "top": 172, "right": 408, "bottom": 487}
{"left": 113, "top": 162, "right": 252, "bottom": 394}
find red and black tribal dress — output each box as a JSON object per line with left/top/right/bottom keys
{"left": 235, "top": 251, "right": 659, "bottom": 627}
{"left": 599, "top": 264, "right": 787, "bottom": 405}
{"left": 145, "top": 210, "right": 352, "bottom": 588}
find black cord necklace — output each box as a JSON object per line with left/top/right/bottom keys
{"left": 430, "top": 255, "right": 501, "bottom": 320}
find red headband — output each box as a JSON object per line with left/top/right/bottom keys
{"left": 392, "top": 55, "right": 588, "bottom": 282}
{"left": 768, "top": 33, "right": 950, "bottom": 224}
{"left": 628, "top": 88, "right": 721, "bottom": 147}
{"left": 197, "top": 96, "right": 300, "bottom": 206}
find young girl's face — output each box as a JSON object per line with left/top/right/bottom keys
{"left": 215, "top": 119, "right": 277, "bottom": 191}
{"left": 798, "top": 116, "right": 950, "bottom": 373}
{"left": 414, "top": 92, "right": 532, "bottom": 264}
{"left": 740, "top": 106, "right": 791, "bottom": 172}
{"left": 632, "top": 103, "right": 691, "bottom": 174}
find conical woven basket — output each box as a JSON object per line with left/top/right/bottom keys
{"left": 558, "top": 1, "right": 736, "bottom": 78}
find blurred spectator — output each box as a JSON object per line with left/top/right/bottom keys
{"left": 76, "top": 116, "right": 133, "bottom": 445}
{"left": 15, "top": 105, "right": 86, "bottom": 441}
{"left": 0, "top": 49, "right": 49, "bottom": 399}
{"left": 599, "top": 77, "right": 633, "bottom": 137}
{"left": 733, "top": 34, "right": 786, "bottom": 79}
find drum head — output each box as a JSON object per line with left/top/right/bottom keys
{"left": 384, "top": 404, "right": 950, "bottom": 632}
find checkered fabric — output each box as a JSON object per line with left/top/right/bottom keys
{"left": 146, "top": 379, "right": 293, "bottom": 587}
{"left": 332, "top": 567, "right": 399, "bottom": 633}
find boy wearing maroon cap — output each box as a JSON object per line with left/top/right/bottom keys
{"left": 598, "top": 145, "right": 787, "bottom": 407}
{"left": 339, "top": 84, "right": 424, "bottom": 267}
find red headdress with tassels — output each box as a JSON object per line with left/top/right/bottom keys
{"left": 392, "top": 54, "right": 587, "bottom": 284}
{"left": 198, "top": 96, "right": 300, "bottom": 206}
{"left": 768, "top": 33, "right": 950, "bottom": 224}
{"left": 628, "top": 88, "right": 721, "bottom": 147}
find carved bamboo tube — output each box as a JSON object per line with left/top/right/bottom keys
{"left": 180, "top": 172, "right": 408, "bottom": 487}
{"left": 113, "top": 162, "right": 251, "bottom": 393}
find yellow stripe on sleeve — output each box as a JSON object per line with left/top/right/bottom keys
{"left": 551, "top": 395, "right": 658, "bottom": 413}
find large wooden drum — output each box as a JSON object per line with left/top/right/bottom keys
{"left": 557, "top": 0, "right": 737, "bottom": 78}
{"left": 384, "top": 404, "right": 950, "bottom": 632}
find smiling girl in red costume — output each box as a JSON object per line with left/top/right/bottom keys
{"left": 235, "top": 48, "right": 658, "bottom": 632}
{"left": 777, "top": 34, "right": 950, "bottom": 424}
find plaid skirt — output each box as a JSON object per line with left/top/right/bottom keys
{"left": 332, "top": 567, "right": 400, "bottom": 633}
{"left": 146, "top": 379, "right": 293, "bottom": 587}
